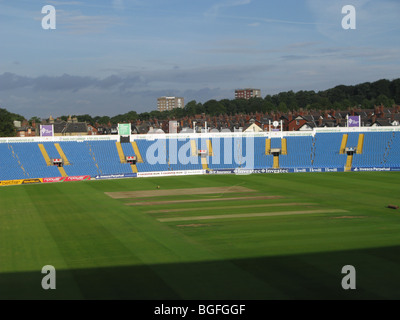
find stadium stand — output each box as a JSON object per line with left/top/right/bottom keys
{"left": 8, "top": 143, "right": 61, "bottom": 179}
{"left": 0, "top": 144, "right": 27, "bottom": 180}
{"left": 352, "top": 132, "right": 392, "bottom": 168}
{"left": 385, "top": 132, "right": 400, "bottom": 168}
{"left": 279, "top": 136, "right": 313, "bottom": 168}
{"left": 1, "top": 129, "right": 400, "bottom": 181}
{"left": 313, "top": 133, "right": 347, "bottom": 168}
{"left": 59, "top": 141, "right": 99, "bottom": 177}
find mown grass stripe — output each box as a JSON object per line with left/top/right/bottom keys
{"left": 126, "top": 196, "right": 283, "bottom": 206}
{"left": 158, "top": 209, "right": 349, "bottom": 222}
{"left": 146, "top": 203, "right": 317, "bottom": 213}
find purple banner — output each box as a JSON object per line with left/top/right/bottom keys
{"left": 40, "top": 125, "right": 54, "bottom": 137}
{"left": 348, "top": 116, "right": 360, "bottom": 127}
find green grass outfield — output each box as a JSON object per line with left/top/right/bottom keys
{"left": 1, "top": 172, "right": 400, "bottom": 300}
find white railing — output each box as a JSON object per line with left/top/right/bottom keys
{"left": 2, "top": 126, "right": 400, "bottom": 144}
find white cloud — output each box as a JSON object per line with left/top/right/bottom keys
{"left": 47, "top": 1, "right": 82, "bottom": 5}
{"left": 205, "top": 0, "right": 251, "bottom": 18}
{"left": 112, "top": 0, "right": 124, "bottom": 11}
{"left": 306, "top": 0, "right": 400, "bottom": 42}
{"left": 55, "top": 9, "right": 123, "bottom": 34}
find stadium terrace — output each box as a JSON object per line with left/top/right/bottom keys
{"left": 1, "top": 126, "right": 400, "bottom": 185}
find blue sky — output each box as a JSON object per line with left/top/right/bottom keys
{"left": 0, "top": 0, "right": 399, "bottom": 118}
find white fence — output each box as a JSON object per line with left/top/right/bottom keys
{"left": 1, "top": 126, "right": 400, "bottom": 144}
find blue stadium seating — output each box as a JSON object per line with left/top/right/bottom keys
{"left": 1, "top": 131, "right": 399, "bottom": 181}
{"left": 352, "top": 132, "right": 390, "bottom": 168}
{"left": 0, "top": 144, "right": 27, "bottom": 180}
{"left": 280, "top": 137, "right": 313, "bottom": 168}
{"left": 385, "top": 133, "right": 400, "bottom": 168}
{"left": 312, "top": 133, "right": 346, "bottom": 168}
{"left": 6, "top": 143, "right": 61, "bottom": 179}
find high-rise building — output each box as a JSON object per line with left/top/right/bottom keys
{"left": 235, "top": 89, "right": 261, "bottom": 100}
{"left": 157, "top": 96, "right": 185, "bottom": 112}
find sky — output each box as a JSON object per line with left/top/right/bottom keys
{"left": 0, "top": 0, "right": 399, "bottom": 119}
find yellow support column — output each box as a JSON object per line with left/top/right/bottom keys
{"left": 131, "top": 141, "right": 143, "bottom": 163}
{"left": 58, "top": 166, "right": 68, "bottom": 177}
{"left": 190, "top": 140, "right": 198, "bottom": 157}
{"left": 201, "top": 157, "right": 208, "bottom": 170}
{"left": 345, "top": 154, "right": 353, "bottom": 172}
{"left": 131, "top": 164, "right": 138, "bottom": 173}
{"left": 273, "top": 155, "right": 279, "bottom": 168}
{"left": 116, "top": 142, "right": 126, "bottom": 163}
{"left": 265, "top": 139, "right": 271, "bottom": 155}
{"left": 38, "top": 144, "right": 52, "bottom": 166}
{"left": 54, "top": 143, "right": 70, "bottom": 165}
{"left": 281, "top": 138, "right": 287, "bottom": 155}
{"left": 357, "top": 134, "right": 364, "bottom": 154}
{"left": 340, "top": 134, "right": 348, "bottom": 154}
{"left": 206, "top": 140, "right": 214, "bottom": 156}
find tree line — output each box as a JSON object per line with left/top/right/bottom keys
{"left": 0, "top": 108, "right": 25, "bottom": 137}
{"left": 1, "top": 78, "right": 399, "bottom": 136}
{"left": 86, "top": 78, "right": 400, "bottom": 124}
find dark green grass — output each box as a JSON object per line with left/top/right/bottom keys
{"left": 1, "top": 172, "right": 400, "bottom": 299}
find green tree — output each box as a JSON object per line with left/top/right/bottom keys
{"left": 295, "top": 90, "right": 316, "bottom": 109}
{"left": 203, "top": 100, "right": 221, "bottom": 115}
{"left": 371, "top": 79, "right": 391, "bottom": 98}
{"left": 246, "top": 97, "right": 265, "bottom": 113}
{"left": 184, "top": 100, "right": 198, "bottom": 116}
{"left": 139, "top": 112, "right": 150, "bottom": 121}
{"left": 375, "top": 94, "right": 390, "bottom": 107}
{"left": 278, "top": 102, "right": 288, "bottom": 113}
{"left": 29, "top": 116, "right": 42, "bottom": 126}
{"left": 170, "top": 107, "right": 186, "bottom": 119}
{"left": 97, "top": 116, "right": 111, "bottom": 125}
{"left": 0, "top": 108, "right": 17, "bottom": 137}
{"left": 149, "top": 110, "right": 163, "bottom": 119}
{"left": 390, "top": 79, "right": 400, "bottom": 103}
{"left": 194, "top": 102, "right": 205, "bottom": 115}
{"left": 76, "top": 114, "right": 94, "bottom": 125}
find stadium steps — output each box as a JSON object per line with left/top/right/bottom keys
{"left": 281, "top": 138, "right": 288, "bottom": 155}
{"left": 345, "top": 154, "right": 353, "bottom": 172}
{"left": 340, "top": 134, "right": 348, "bottom": 154}
{"left": 131, "top": 164, "right": 138, "bottom": 173}
{"left": 18, "top": 161, "right": 28, "bottom": 177}
{"left": 116, "top": 142, "right": 126, "bottom": 163}
{"left": 311, "top": 136, "right": 316, "bottom": 164}
{"left": 38, "top": 144, "right": 52, "bottom": 166}
{"left": 207, "top": 140, "right": 214, "bottom": 156}
{"left": 131, "top": 141, "right": 143, "bottom": 163}
{"left": 265, "top": 139, "right": 271, "bottom": 155}
{"left": 9, "top": 145, "right": 29, "bottom": 177}
{"left": 58, "top": 166, "right": 68, "bottom": 177}
{"left": 86, "top": 143, "right": 102, "bottom": 175}
{"left": 54, "top": 143, "right": 70, "bottom": 165}
{"left": 357, "top": 134, "right": 364, "bottom": 154}
{"left": 382, "top": 134, "right": 393, "bottom": 165}
{"left": 190, "top": 140, "right": 198, "bottom": 157}
{"left": 273, "top": 155, "right": 279, "bottom": 168}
